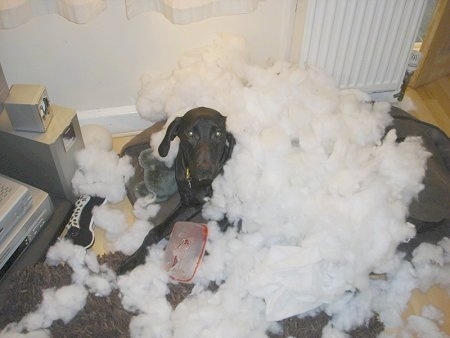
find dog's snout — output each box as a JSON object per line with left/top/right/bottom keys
{"left": 196, "top": 166, "right": 215, "bottom": 181}
{"left": 195, "top": 158, "right": 216, "bottom": 181}
{"left": 191, "top": 141, "right": 217, "bottom": 181}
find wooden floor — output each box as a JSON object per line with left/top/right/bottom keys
{"left": 401, "top": 75, "right": 450, "bottom": 334}
{"left": 406, "top": 74, "right": 450, "bottom": 136}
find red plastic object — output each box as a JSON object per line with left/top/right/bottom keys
{"left": 164, "top": 221, "right": 208, "bottom": 283}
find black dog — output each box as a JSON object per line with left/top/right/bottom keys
{"left": 117, "top": 107, "right": 235, "bottom": 274}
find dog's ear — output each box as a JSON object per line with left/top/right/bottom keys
{"left": 158, "top": 117, "right": 181, "bottom": 157}
{"left": 220, "top": 132, "right": 236, "bottom": 165}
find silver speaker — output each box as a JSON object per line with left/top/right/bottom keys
{"left": 4, "top": 84, "right": 53, "bottom": 133}
{"left": 0, "top": 105, "right": 84, "bottom": 202}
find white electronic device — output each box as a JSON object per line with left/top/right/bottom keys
{"left": 0, "top": 175, "right": 33, "bottom": 243}
{"left": 0, "top": 174, "right": 54, "bottom": 274}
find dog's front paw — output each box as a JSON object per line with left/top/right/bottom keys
{"left": 116, "top": 251, "right": 146, "bottom": 275}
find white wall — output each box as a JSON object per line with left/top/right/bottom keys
{"left": 0, "top": 0, "right": 294, "bottom": 112}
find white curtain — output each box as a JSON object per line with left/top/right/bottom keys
{"left": 0, "top": 0, "right": 261, "bottom": 29}
{"left": 0, "top": 0, "right": 107, "bottom": 29}
{"left": 125, "top": 0, "right": 261, "bottom": 24}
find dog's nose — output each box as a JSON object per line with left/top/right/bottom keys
{"left": 195, "top": 165, "right": 216, "bottom": 181}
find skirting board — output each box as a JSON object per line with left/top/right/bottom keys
{"left": 76, "top": 105, "right": 154, "bottom": 137}
{"left": 76, "top": 94, "right": 398, "bottom": 137}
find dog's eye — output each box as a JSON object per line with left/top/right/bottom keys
{"left": 186, "top": 130, "right": 194, "bottom": 137}
{"left": 214, "top": 130, "right": 222, "bottom": 138}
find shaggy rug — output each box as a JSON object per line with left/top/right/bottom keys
{"left": 0, "top": 252, "right": 384, "bottom": 338}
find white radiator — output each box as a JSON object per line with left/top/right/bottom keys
{"left": 299, "top": 0, "right": 427, "bottom": 97}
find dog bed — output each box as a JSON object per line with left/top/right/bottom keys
{"left": 121, "top": 106, "right": 450, "bottom": 259}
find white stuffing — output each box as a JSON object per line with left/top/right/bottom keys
{"left": 133, "top": 195, "right": 161, "bottom": 221}
{"left": 91, "top": 204, "right": 154, "bottom": 255}
{"left": 80, "top": 124, "right": 113, "bottom": 151}
{"left": 1, "top": 285, "right": 87, "bottom": 336}
{"left": 71, "top": 146, "right": 134, "bottom": 203}
{"left": 403, "top": 305, "right": 449, "bottom": 338}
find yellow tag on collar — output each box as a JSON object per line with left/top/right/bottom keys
{"left": 186, "top": 168, "right": 192, "bottom": 188}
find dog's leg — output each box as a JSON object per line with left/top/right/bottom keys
{"left": 117, "top": 204, "right": 202, "bottom": 275}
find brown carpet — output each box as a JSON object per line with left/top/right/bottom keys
{"left": 0, "top": 252, "right": 383, "bottom": 338}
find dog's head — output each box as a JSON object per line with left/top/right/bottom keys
{"left": 158, "top": 107, "right": 235, "bottom": 182}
